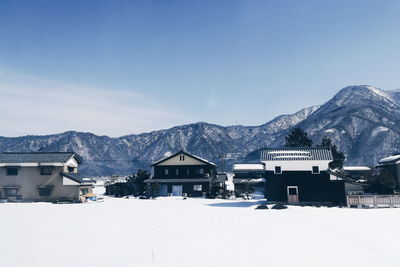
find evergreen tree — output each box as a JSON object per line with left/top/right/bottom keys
{"left": 367, "top": 170, "right": 397, "bottom": 194}
{"left": 285, "top": 128, "right": 313, "bottom": 147}
{"left": 318, "top": 137, "right": 345, "bottom": 169}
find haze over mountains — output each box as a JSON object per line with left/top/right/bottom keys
{"left": 1, "top": 85, "right": 399, "bottom": 176}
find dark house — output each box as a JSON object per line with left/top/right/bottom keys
{"left": 232, "top": 164, "right": 265, "bottom": 197}
{"left": 262, "top": 147, "right": 346, "bottom": 205}
{"left": 145, "top": 150, "right": 219, "bottom": 197}
{"left": 377, "top": 154, "right": 400, "bottom": 186}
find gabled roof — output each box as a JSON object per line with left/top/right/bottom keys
{"left": 260, "top": 147, "right": 333, "bottom": 161}
{"left": 152, "top": 150, "right": 216, "bottom": 166}
{"left": 379, "top": 154, "right": 400, "bottom": 164}
{"left": 61, "top": 172, "right": 91, "bottom": 184}
{"left": 0, "top": 152, "right": 82, "bottom": 164}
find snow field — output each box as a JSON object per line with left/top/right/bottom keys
{"left": 0, "top": 197, "right": 400, "bottom": 267}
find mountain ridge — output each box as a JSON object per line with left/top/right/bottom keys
{"left": 0, "top": 85, "right": 399, "bottom": 175}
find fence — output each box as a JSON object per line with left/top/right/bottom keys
{"left": 347, "top": 195, "right": 400, "bottom": 208}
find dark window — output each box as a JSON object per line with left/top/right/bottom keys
{"left": 288, "top": 187, "right": 298, "bottom": 195}
{"left": 40, "top": 167, "right": 53, "bottom": 175}
{"left": 38, "top": 187, "right": 53, "bottom": 197}
{"left": 164, "top": 168, "right": 169, "bottom": 175}
{"left": 6, "top": 167, "right": 18, "bottom": 176}
{"left": 179, "top": 155, "right": 185, "bottom": 161}
{"left": 274, "top": 166, "right": 282, "bottom": 174}
{"left": 187, "top": 168, "right": 190, "bottom": 176}
{"left": 4, "top": 188, "right": 18, "bottom": 196}
{"left": 80, "top": 188, "right": 89, "bottom": 195}
{"left": 195, "top": 168, "right": 205, "bottom": 175}
{"left": 312, "top": 166, "right": 319, "bottom": 174}
{"left": 67, "top": 166, "right": 75, "bottom": 173}
{"left": 176, "top": 168, "right": 179, "bottom": 176}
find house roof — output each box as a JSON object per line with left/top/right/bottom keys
{"left": 151, "top": 150, "right": 216, "bottom": 166}
{"left": 233, "top": 164, "right": 265, "bottom": 171}
{"left": 379, "top": 154, "right": 400, "bottom": 164}
{"left": 343, "top": 166, "right": 371, "bottom": 171}
{"left": 260, "top": 147, "right": 333, "bottom": 161}
{"left": 0, "top": 152, "right": 82, "bottom": 164}
{"left": 61, "top": 172, "right": 91, "bottom": 184}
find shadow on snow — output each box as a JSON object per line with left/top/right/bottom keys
{"left": 206, "top": 200, "right": 266, "bottom": 208}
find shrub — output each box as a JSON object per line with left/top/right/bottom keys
{"left": 271, "top": 203, "right": 288, "bottom": 210}
{"left": 255, "top": 204, "right": 269, "bottom": 210}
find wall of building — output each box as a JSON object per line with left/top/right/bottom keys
{"left": 265, "top": 171, "right": 346, "bottom": 205}
{"left": 0, "top": 166, "right": 80, "bottom": 201}
{"left": 153, "top": 165, "right": 216, "bottom": 179}
{"left": 262, "top": 160, "right": 330, "bottom": 172}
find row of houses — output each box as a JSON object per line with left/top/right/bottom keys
{"left": 145, "top": 148, "right": 368, "bottom": 205}
{"left": 0, "top": 148, "right": 399, "bottom": 205}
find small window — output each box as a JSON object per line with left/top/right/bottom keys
{"left": 40, "top": 167, "right": 53, "bottom": 175}
{"left": 176, "top": 168, "right": 179, "bottom": 176}
{"left": 193, "top": 185, "right": 202, "bottom": 191}
{"left": 4, "top": 188, "right": 18, "bottom": 196}
{"left": 195, "top": 168, "right": 204, "bottom": 175}
{"left": 187, "top": 168, "right": 190, "bottom": 176}
{"left": 80, "top": 188, "right": 89, "bottom": 195}
{"left": 274, "top": 166, "right": 282, "bottom": 174}
{"left": 37, "top": 187, "right": 53, "bottom": 197}
{"left": 312, "top": 166, "right": 319, "bottom": 174}
{"left": 179, "top": 155, "right": 185, "bottom": 161}
{"left": 164, "top": 168, "right": 169, "bottom": 175}
{"left": 6, "top": 167, "right": 18, "bottom": 176}
{"left": 288, "top": 187, "right": 298, "bottom": 195}
{"left": 67, "top": 166, "right": 75, "bottom": 173}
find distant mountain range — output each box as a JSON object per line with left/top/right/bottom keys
{"left": 1, "top": 85, "right": 399, "bottom": 176}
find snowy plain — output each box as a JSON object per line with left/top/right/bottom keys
{"left": 1, "top": 197, "right": 400, "bottom": 267}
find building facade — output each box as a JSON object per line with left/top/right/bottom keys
{"left": 377, "top": 154, "right": 400, "bottom": 186}
{"left": 261, "top": 147, "right": 346, "bottom": 205}
{"left": 232, "top": 164, "right": 265, "bottom": 197}
{"left": 0, "top": 152, "right": 93, "bottom": 202}
{"left": 146, "top": 150, "right": 219, "bottom": 197}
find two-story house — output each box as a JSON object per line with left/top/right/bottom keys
{"left": 0, "top": 152, "right": 93, "bottom": 202}
{"left": 146, "top": 150, "right": 218, "bottom": 197}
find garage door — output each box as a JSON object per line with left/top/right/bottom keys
{"left": 172, "top": 185, "right": 183, "bottom": 196}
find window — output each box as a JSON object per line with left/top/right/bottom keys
{"left": 6, "top": 167, "right": 18, "bottom": 176}
{"left": 37, "top": 187, "right": 53, "bottom": 197}
{"left": 187, "top": 168, "right": 190, "bottom": 176}
{"left": 80, "top": 188, "right": 89, "bottom": 195}
{"left": 164, "top": 168, "right": 169, "bottom": 175}
{"left": 176, "top": 168, "right": 179, "bottom": 176}
{"left": 179, "top": 155, "right": 185, "bottom": 161}
{"left": 312, "top": 166, "right": 319, "bottom": 174}
{"left": 4, "top": 188, "right": 18, "bottom": 196}
{"left": 193, "top": 185, "right": 202, "bottom": 191}
{"left": 288, "top": 187, "right": 298, "bottom": 195}
{"left": 274, "top": 166, "right": 282, "bottom": 174}
{"left": 40, "top": 167, "right": 53, "bottom": 175}
{"left": 67, "top": 166, "right": 75, "bottom": 173}
{"left": 196, "top": 168, "right": 204, "bottom": 175}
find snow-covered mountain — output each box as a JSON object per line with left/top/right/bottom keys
{"left": 0, "top": 85, "right": 399, "bottom": 175}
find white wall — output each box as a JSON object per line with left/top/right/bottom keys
{"left": 262, "top": 160, "right": 331, "bottom": 172}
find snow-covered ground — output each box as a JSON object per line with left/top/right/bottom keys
{"left": 1, "top": 197, "right": 400, "bottom": 267}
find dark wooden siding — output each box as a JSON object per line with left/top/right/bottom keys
{"left": 153, "top": 165, "right": 216, "bottom": 179}
{"left": 161, "top": 182, "right": 210, "bottom": 197}
{"left": 265, "top": 171, "right": 346, "bottom": 205}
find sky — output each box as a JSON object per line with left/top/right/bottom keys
{"left": 1, "top": 0, "right": 400, "bottom": 137}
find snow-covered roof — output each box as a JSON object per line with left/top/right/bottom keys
{"left": 233, "top": 164, "right": 264, "bottom": 171}
{"left": 261, "top": 147, "right": 333, "bottom": 161}
{"left": 379, "top": 154, "right": 400, "bottom": 164}
{"left": 343, "top": 166, "right": 371, "bottom": 171}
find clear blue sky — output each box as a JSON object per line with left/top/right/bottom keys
{"left": 1, "top": 0, "right": 400, "bottom": 136}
